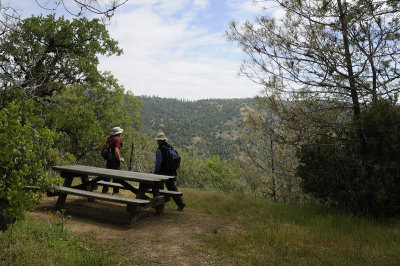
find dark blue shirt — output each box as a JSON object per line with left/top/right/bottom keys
{"left": 153, "top": 148, "right": 163, "bottom": 174}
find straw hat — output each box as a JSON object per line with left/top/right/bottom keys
{"left": 155, "top": 132, "right": 168, "bottom": 141}
{"left": 111, "top": 126, "right": 123, "bottom": 135}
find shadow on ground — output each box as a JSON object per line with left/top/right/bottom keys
{"left": 32, "top": 195, "right": 219, "bottom": 265}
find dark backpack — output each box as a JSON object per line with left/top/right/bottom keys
{"left": 163, "top": 147, "right": 181, "bottom": 170}
{"left": 100, "top": 137, "right": 113, "bottom": 160}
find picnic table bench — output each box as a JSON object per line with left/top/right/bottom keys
{"left": 50, "top": 165, "right": 181, "bottom": 225}
{"left": 95, "top": 180, "right": 183, "bottom": 197}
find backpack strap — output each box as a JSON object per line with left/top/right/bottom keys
{"left": 108, "top": 135, "right": 121, "bottom": 151}
{"left": 106, "top": 135, "right": 118, "bottom": 161}
{"left": 158, "top": 144, "right": 168, "bottom": 166}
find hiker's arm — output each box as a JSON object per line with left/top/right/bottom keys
{"left": 153, "top": 149, "right": 162, "bottom": 174}
{"left": 115, "top": 147, "right": 124, "bottom": 162}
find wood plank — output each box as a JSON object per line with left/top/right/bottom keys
{"left": 95, "top": 181, "right": 183, "bottom": 196}
{"left": 58, "top": 186, "right": 150, "bottom": 206}
{"left": 56, "top": 165, "right": 173, "bottom": 180}
{"left": 96, "top": 180, "right": 124, "bottom": 188}
{"left": 146, "top": 188, "right": 183, "bottom": 196}
{"left": 135, "top": 186, "right": 183, "bottom": 196}
{"left": 52, "top": 165, "right": 175, "bottom": 184}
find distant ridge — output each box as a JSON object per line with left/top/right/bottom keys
{"left": 138, "top": 96, "right": 255, "bottom": 159}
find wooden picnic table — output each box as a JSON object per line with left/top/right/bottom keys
{"left": 51, "top": 165, "right": 181, "bottom": 225}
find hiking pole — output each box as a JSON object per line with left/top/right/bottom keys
{"left": 122, "top": 160, "right": 128, "bottom": 170}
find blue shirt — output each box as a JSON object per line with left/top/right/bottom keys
{"left": 153, "top": 148, "right": 163, "bottom": 174}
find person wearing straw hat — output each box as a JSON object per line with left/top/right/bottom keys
{"left": 153, "top": 132, "right": 185, "bottom": 211}
{"left": 102, "top": 126, "right": 124, "bottom": 195}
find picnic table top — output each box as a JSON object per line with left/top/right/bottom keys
{"left": 52, "top": 165, "right": 174, "bottom": 183}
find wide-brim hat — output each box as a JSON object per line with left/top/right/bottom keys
{"left": 155, "top": 132, "right": 167, "bottom": 141}
{"left": 111, "top": 126, "right": 123, "bottom": 135}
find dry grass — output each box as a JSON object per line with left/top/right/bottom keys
{"left": 183, "top": 188, "right": 400, "bottom": 265}
{"left": 1, "top": 188, "right": 399, "bottom": 265}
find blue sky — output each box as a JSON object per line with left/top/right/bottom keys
{"left": 13, "top": 0, "right": 279, "bottom": 100}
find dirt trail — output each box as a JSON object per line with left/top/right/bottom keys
{"left": 32, "top": 195, "right": 222, "bottom": 265}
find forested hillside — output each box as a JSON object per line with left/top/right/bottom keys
{"left": 138, "top": 96, "right": 254, "bottom": 158}
{"left": 2, "top": 0, "right": 400, "bottom": 239}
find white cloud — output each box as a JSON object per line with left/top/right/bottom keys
{"left": 227, "top": 0, "right": 268, "bottom": 17}
{"left": 154, "top": 0, "right": 190, "bottom": 17}
{"left": 193, "top": 0, "right": 209, "bottom": 9}
{"left": 98, "top": 0, "right": 261, "bottom": 100}
{"left": 11, "top": 0, "right": 263, "bottom": 100}
{"left": 226, "top": 0, "right": 283, "bottom": 22}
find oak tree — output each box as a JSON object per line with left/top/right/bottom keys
{"left": 0, "top": 15, "right": 122, "bottom": 230}
{"left": 0, "top": 14, "right": 122, "bottom": 107}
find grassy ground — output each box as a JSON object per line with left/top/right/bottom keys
{"left": 0, "top": 217, "right": 128, "bottom": 265}
{"left": 183, "top": 188, "right": 400, "bottom": 265}
{"left": 1, "top": 188, "right": 399, "bottom": 265}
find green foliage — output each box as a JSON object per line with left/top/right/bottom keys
{"left": 178, "top": 150, "right": 247, "bottom": 193}
{"left": 44, "top": 74, "right": 142, "bottom": 166}
{"left": 0, "top": 103, "right": 62, "bottom": 231}
{"left": 125, "top": 132, "right": 155, "bottom": 173}
{"left": 0, "top": 14, "right": 125, "bottom": 231}
{"left": 138, "top": 96, "right": 303, "bottom": 198}
{"left": 242, "top": 95, "right": 303, "bottom": 202}
{"left": 138, "top": 96, "right": 254, "bottom": 159}
{"left": 0, "top": 14, "right": 122, "bottom": 106}
{"left": 297, "top": 99, "right": 400, "bottom": 217}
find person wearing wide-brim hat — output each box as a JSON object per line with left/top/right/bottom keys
{"left": 111, "top": 126, "right": 123, "bottom": 136}
{"left": 102, "top": 126, "right": 124, "bottom": 195}
{"left": 155, "top": 132, "right": 168, "bottom": 141}
{"left": 153, "top": 132, "right": 185, "bottom": 211}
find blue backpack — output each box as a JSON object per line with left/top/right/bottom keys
{"left": 164, "top": 147, "right": 181, "bottom": 170}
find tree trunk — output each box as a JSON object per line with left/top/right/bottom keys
{"left": 270, "top": 138, "right": 277, "bottom": 201}
{"left": 337, "top": 0, "right": 361, "bottom": 119}
{"left": 128, "top": 142, "right": 135, "bottom": 171}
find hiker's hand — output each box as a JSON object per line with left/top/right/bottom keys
{"left": 120, "top": 158, "right": 124, "bottom": 162}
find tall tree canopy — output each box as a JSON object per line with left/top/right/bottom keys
{"left": 228, "top": 0, "right": 400, "bottom": 216}
{"left": 0, "top": 15, "right": 124, "bottom": 231}
{"left": 228, "top": 0, "right": 400, "bottom": 120}
{"left": 0, "top": 14, "right": 122, "bottom": 107}
{"left": 44, "top": 73, "right": 142, "bottom": 165}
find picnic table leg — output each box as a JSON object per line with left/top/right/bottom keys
{"left": 80, "top": 175, "right": 94, "bottom": 191}
{"left": 152, "top": 181, "right": 165, "bottom": 215}
{"left": 155, "top": 205, "right": 164, "bottom": 215}
{"left": 80, "top": 175, "right": 95, "bottom": 202}
{"left": 136, "top": 183, "right": 150, "bottom": 199}
{"left": 55, "top": 173, "right": 74, "bottom": 210}
{"left": 127, "top": 204, "right": 140, "bottom": 226}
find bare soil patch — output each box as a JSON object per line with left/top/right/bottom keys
{"left": 31, "top": 195, "right": 225, "bottom": 265}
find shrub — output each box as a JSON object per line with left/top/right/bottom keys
{"left": 0, "top": 103, "right": 61, "bottom": 231}
{"left": 297, "top": 99, "right": 400, "bottom": 217}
